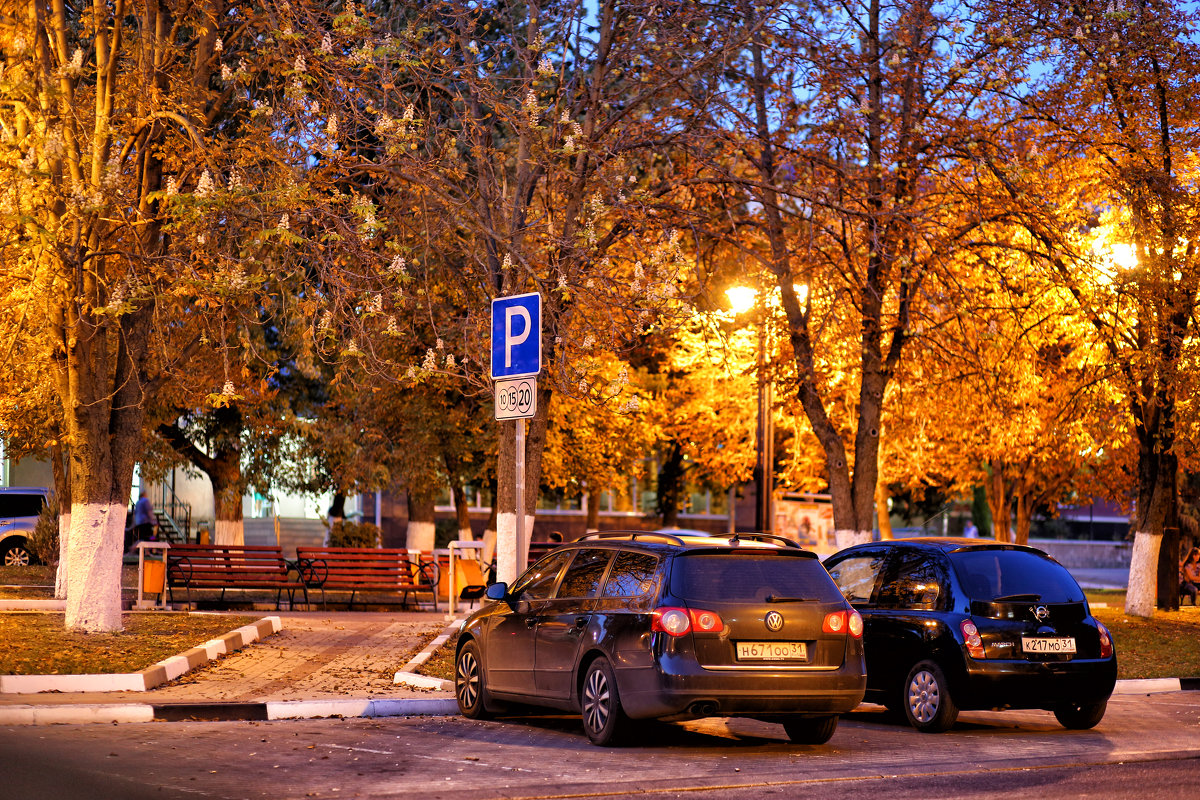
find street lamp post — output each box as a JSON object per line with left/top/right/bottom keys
{"left": 754, "top": 319, "right": 774, "bottom": 533}
{"left": 726, "top": 286, "right": 774, "bottom": 533}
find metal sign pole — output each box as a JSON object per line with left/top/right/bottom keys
{"left": 516, "top": 418, "right": 528, "bottom": 572}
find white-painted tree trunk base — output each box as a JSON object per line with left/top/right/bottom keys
{"left": 496, "top": 512, "right": 517, "bottom": 585}
{"left": 834, "top": 530, "right": 873, "bottom": 549}
{"left": 1124, "top": 530, "right": 1160, "bottom": 618}
{"left": 213, "top": 520, "right": 244, "bottom": 546}
{"left": 54, "top": 512, "right": 71, "bottom": 600}
{"left": 406, "top": 521, "right": 436, "bottom": 552}
{"left": 494, "top": 513, "right": 536, "bottom": 585}
{"left": 481, "top": 528, "right": 497, "bottom": 569}
{"left": 457, "top": 528, "right": 475, "bottom": 542}
{"left": 64, "top": 503, "right": 124, "bottom": 632}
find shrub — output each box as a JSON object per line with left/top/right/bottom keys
{"left": 329, "top": 519, "right": 380, "bottom": 548}
{"left": 27, "top": 495, "right": 60, "bottom": 566}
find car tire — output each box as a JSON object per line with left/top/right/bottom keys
{"left": 455, "top": 640, "right": 493, "bottom": 719}
{"left": 902, "top": 660, "right": 958, "bottom": 733}
{"left": 581, "top": 657, "right": 630, "bottom": 746}
{"left": 1054, "top": 699, "right": 1107, "bottom": 730}
{"left": 783, "top": 714, "right": 838, "bottom": 745}
{"left": 1, "top": 539, "right": 31, "bottom": 567}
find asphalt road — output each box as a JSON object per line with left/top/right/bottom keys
{"left": 0, "top": 692, "right": 1196, "bottom": 800}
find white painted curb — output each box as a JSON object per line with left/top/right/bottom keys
{"left": 264, "top": 698, "right": 457, "bottom": 720}
{"left": 1113, "top": 678, "right": 1183, "bottom": 695}
{"left": 393, "top": 617, "right": 464, "bottom": 689}
{"left": 0, "top": 703, "right": 155, "bottom": 726}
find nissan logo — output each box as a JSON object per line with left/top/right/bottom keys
{"left": 1033, "top": 605, "right": 1050, "bottom": 621}
{"left": 765, "top": 611, "right": 784, "bottom": 632}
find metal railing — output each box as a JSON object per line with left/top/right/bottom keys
{"left": 150, "top": 482, "right": 192, "bottom": 544}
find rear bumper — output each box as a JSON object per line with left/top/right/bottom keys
{"left": 957, "top": 657, "right": 1117, "bottom": 710}
{"left": 615, "top": 641, "right": 867, "bottom": 720}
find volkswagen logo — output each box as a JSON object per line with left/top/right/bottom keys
{"left": 1033, "top": 605, "right": 1050, "bottom": 621}
{"left": 765, "top": 611, "right": 784, "bottom": 632}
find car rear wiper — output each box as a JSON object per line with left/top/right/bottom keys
{"left": 992, "top": 593, "right": 1041, "bottom": 602}
{"left": 765, "top": 594, "right": 817, "bottom": 603}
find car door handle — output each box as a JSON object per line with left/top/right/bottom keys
{"left": 572, "top": 616, "right": 588, "bottom": 630}
{"left": 525, "top": 616, "right": 539, "bottom": 628}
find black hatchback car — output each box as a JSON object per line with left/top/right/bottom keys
{"left": 823, "top": 538, "right": 1117, "bottom": 733}
{"left": 455, "top": 531, "right": 866, "bottom": 746}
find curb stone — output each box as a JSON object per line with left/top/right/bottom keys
{"left": 392, "top": 616, "right": 464, "bottom": 693}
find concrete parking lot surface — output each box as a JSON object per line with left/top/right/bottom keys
{"left": 0, "top": 688, "right": 1195, "bottom": 799}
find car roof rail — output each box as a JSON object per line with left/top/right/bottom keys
{"left": 577, "top": 531, "right": 803, "bottom": 549}
{"left": 578, "top": 531, "right": 686, "bottom": 546}
{"left": 728, "top": 532, "right": 803, "bottom": 549}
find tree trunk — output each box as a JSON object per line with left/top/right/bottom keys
{"left": 585, "top": 491, "right": 600, "bottom": 532}
{"left": 986, "top": 464, "right": 1011, "bottom": 543}
{"left": 58, "top": 308, "right": 150, "bottom": 632}
{"left": 1124, "top": 423, "right": 1178, "bottom": 615}
{"left": 51, "top": 440, "right": 72, "bottom": 600}
{"left": 211, "top": 475, "right": 245, "bottom": 546}
{"left": 656, "top": 442, "right": 686, "bottom": 528}
{"left": 1013, "top": 488, "right": 1032, "bottom": 546}
{"left": 406, "top": 489, "right": 437, "bottom": 551}
{"left": 875, "top": 478, "right": 893, "bottom": 540}
{"left": 452, "top": 485, "right": 474, "bottom": 541}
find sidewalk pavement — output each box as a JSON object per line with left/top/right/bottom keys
{"left": 0, "top": 609, "right": 462, "bottom": 726}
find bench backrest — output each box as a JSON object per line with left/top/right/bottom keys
{"left": 295, "top": 547, "right": 424, "bottom": 587}
{"left": 167, "top": 544, "right": 291, "bottom": 584}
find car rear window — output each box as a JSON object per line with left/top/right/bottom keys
{"left": 671, "top": 553, "right": 843, "bottom": 604}
{"left": 950, "top": 549, "right": 1084, "bottom": 603}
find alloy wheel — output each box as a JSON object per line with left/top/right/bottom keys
{"left": 582, "top": 664, "right": 612, "bottom": 734}
{"left": 907, "top": 668, "right": 941, "bottom": 723}
{"left": 456, "top": 648, "right": 481, "bottom": 710}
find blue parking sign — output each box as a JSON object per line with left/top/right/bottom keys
{"left": 491, "top": 293, "right": 541, "bottom": 379}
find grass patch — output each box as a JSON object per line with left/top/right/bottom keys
{"left": 414, "top": 630, "right": 459, "bottom": 682}
{"left": 1094, "top": 606, "right": 1200, "bottom": 680}
{"left": 0, "top": 613, "right": 260, "bottom": 675}
{"left": 1086, "top": 589, "right": 1127, "bottom": 607}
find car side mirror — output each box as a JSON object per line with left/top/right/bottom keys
{"left": 485, "top": 582, "right": 508, "bottom": 602}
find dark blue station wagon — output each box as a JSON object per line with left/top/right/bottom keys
{"left": 455, "top": 531, "right": 867, "bottom": 745}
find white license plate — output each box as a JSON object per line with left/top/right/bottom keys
{"left": 1022, "top": 636, "right": 1076, "bottom": 654}
{"left": 736, "top": 641, "right": 808, "bottom": 661}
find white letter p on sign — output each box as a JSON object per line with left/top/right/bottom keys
{"left": 505, "top": 306, "right": 531, "bottom": 368}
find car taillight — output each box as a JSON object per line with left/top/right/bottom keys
{"left": 1097, "top": 621, "right": 1114, "bottom": 659}
{"left": 691, "top": 609, "right": 724, "bottom": 633}
{"left": 823, "top": 610, "right": 862, "bottom": 637}
{"left": 961, "top": 619, "right": 985, "bottom": 659}
{"left": 651, "top": 607, "right": 724, "bottom": 637}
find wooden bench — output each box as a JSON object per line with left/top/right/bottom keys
{"left": 166, "top": 544, "right": 308, "bottom": 610}
{"left": 294, "top": 547, "right": 439, "bottom": 610}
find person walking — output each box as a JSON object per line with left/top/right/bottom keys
{"left": 133, "top": 490, "right": 157, "bottom": 543}
{"left": 1180, "top": 547, "right": 1200, "bottom": 606}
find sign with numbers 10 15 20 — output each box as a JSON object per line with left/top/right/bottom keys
{"left": 494, "top": 377, "right": 537, "bottom": 421}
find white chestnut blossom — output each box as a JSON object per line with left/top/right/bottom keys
{"left": 196, "top": 169, "right": 215, "bottom": 197}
